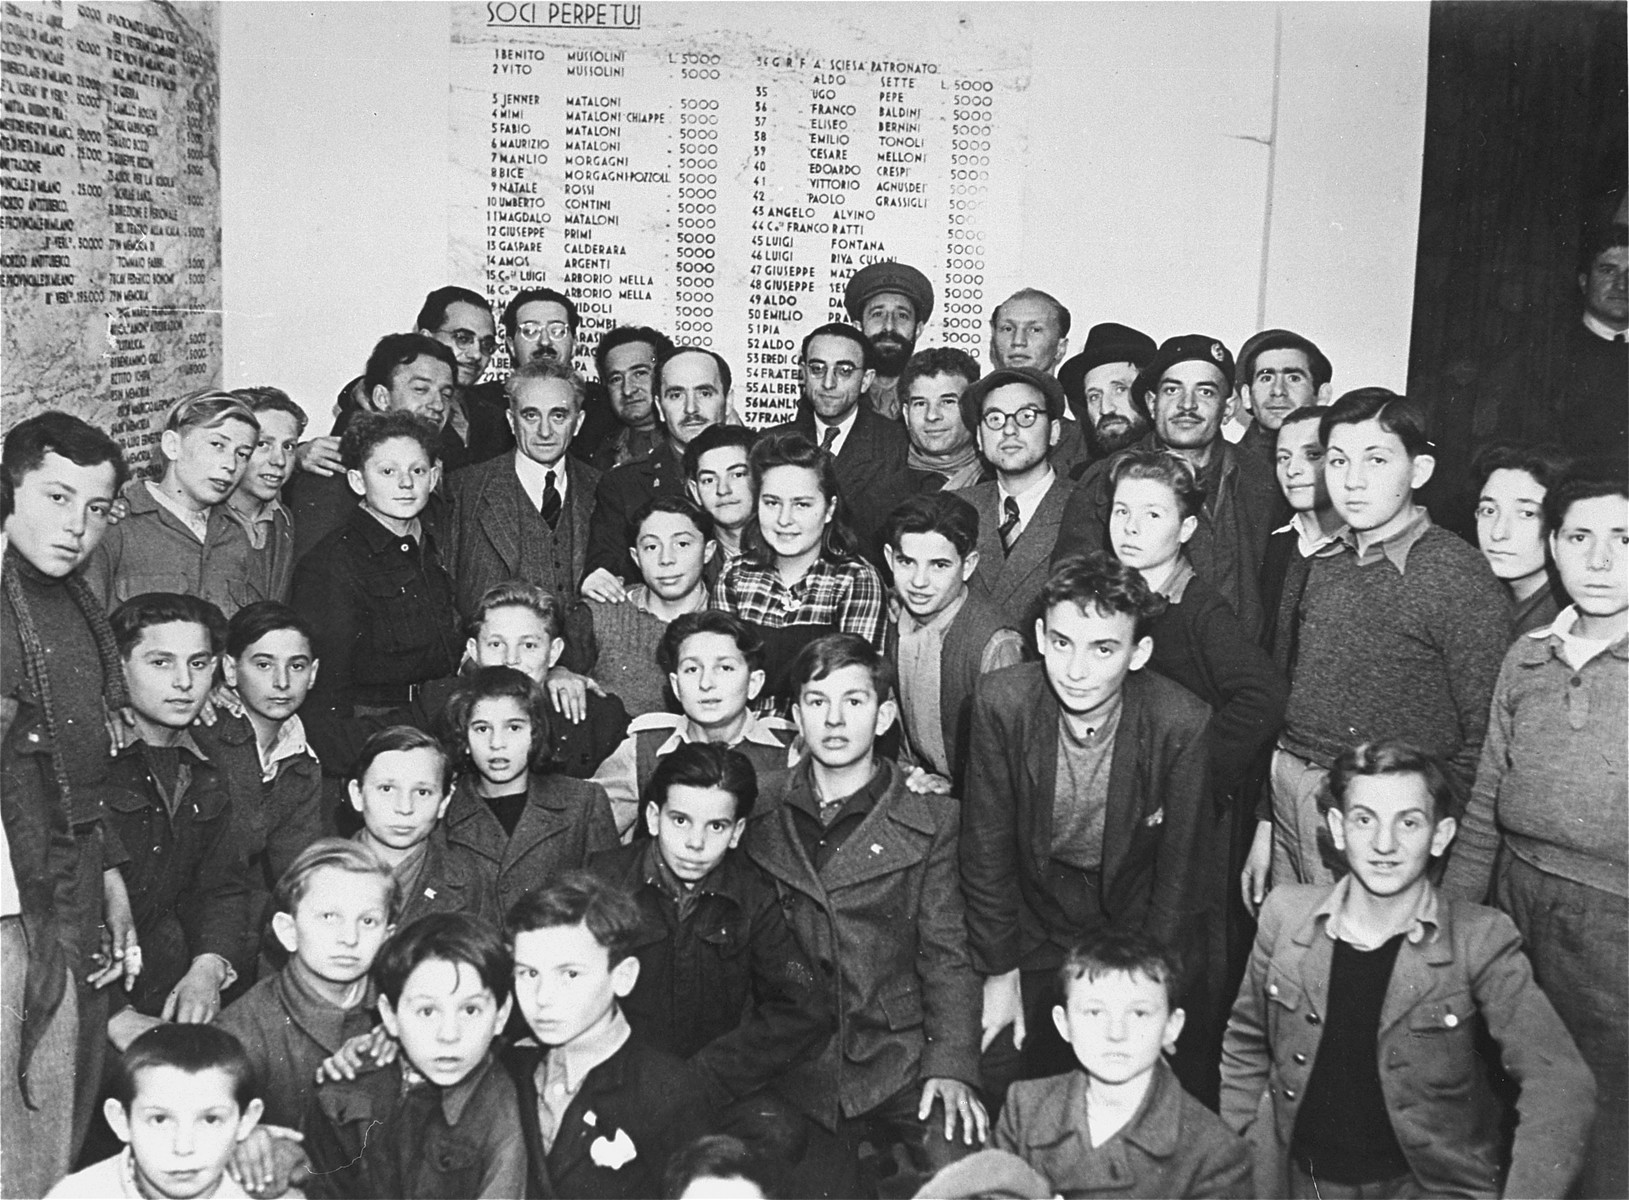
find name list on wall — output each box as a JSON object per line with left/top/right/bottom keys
{"left": 450, "top": 3, "right": 1028, "bottom": 426}
{"left": 0, "top": 0, "right": 219, "bottom": 471}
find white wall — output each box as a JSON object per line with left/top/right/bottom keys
{"left": 221, "top": 2, "right": 1428, "bottom": 434}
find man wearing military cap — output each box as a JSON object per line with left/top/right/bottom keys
{"left": 844, "top": 260, "right": 935, "bottom": 421}
{"left": 1058, "top": 322, "right": 1159, "bottom": 463}
{"left": 1232, "top": 328, "right": 1333, "bottom": 467}
{"left": 1051, "top": 334, "right": 1282, "bottom": 641}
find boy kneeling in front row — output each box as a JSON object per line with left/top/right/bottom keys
{"left": 1222, "top": 740, "right": 1596, "bottom": 1199}
{"left": 992, "top": 930, "right": 1250, "bottom": 1199}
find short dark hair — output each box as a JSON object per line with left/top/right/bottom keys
{"left": 631, "top": 493, "right": 715, "bottom": 546}
{"left": 1, "top": 410, "right": 129, "bottom": 521}
{"left": 504, "top": 357, "right": 587, "bottom": 413}
{"left": 1058, "top": 929, "right": 1184, "bottom": 1009}
{"left": 362, "top": 332, "right": 458, "bottom": 397}
{"left": 991, "top": 288, "right": 1071, "bottom": 338}
{"left": 1325, "top": 739, "right": 1458, "bottom": 823}
{"left": 1577, "top": 221, "right": 1628, "bottom": 276}
{"left": 655, "top": 344, "right": 733, "bottom": 398}
{"left": 1109, "top": 450, "right": 1206, "bottom": 522}
{"left": 799, "top": 322, "right": 872, "bottom": 371}
{"left": 111, "top": 1023, "right": 257, "bottom": 1112}
{"left": 1544, "top": 457, "right": 1629, "bottom": 533}
{"left": 682, "top": 423, "right": 756, "bottom": 481}
{"left": 662, "top": 1135, "right": 773, "bottom": 1200}
{"left": 1471, "top": 442, "right": 1573, "bottom": 528}
{"left": 502, "top": 287, "right": 579, "bottom": 337}
{"left": 787, "top": 632, "right": 895, "bottom": 704}
{"left": 469, "top": 580, "right": 565, "bottom": 642}
{"left": 897, "top": 346, "right": 981, "bottom": 400}
{"left": 340, "top": 409, "right": 442, "bottom": 471}
{"left": 373, "top": 911, "right": 513, "bottom": 1008}
{"left": 225, "top": 600, "right": 315, "bottom": 660}
{"left": 504, "top": 870, "right": 643, "bottom": 965}
{"left": 882, "top": 492, "right": 980, "bottom": 560}
{"left": 1277, "top": 405, "right": 1330, "bottom": 435}
{"left": 1236, "top": 329, "right": 1332, "bottom": 391}
{"left": 658, "top": 610, "right": 767, "bottom": 675}
{"left": 1320, "top": 388, "right": 1433, "bottom": 458}
{"left": 1040, "top": 552, "right": 1165, "bottom": 641}
{"left": 111, "top": 592, "right": 228, "bottom": 658}
{"left": 272, "top": 837, "right": 400, "bottom": 922}
{"left": 645, "top": 741, "right": 758, "bottom": 823}
{"left": 593, "top": 324, "right": 675, "bottom": 381}
{"left": 746, "top": 429, "right": 861, "bottom": 565}
{"left": 415, "top": 285, "right": 491, "bottom": 333}
{"left": 230, "top": 386, "right": 310, "bottom": 435}
{"left": 442, "top": 665, "right": 552, "bottom": 775}
{"left": 350, "top": 725, "right": 454, "bottom": 794}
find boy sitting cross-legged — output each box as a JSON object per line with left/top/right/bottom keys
{"left": 303, "top": 912, "right": 527, "bottom": 1199}
{"left": 48, "top": 1023, "right": 270, "bottom": 1199}
{"left": 592, "top": 610, "right": 797, "bottom": 838}
{"left": 503, "top": 872, "right": 715, "bottom": 1199}
{"left": 993, "top": 930, "right": 1250, "bottom": 1198}
{"left": 746, "top": 632, "right": 986, "bottom": 1197}
{"left": 588, "top": 742, "right": 832, "bottom": 1175}
{"left": 1221, "top": 739, "right": 1596, "bottom": 1199}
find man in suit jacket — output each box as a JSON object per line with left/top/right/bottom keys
{"left": 765, "top": 322, "right": 911, "bottom": 562}
{"left": 953, "top": 366, "right": 1073, "bottom": 630}
{"left": 443, "top": 359, "right": 600, "bottom": 637}
{"left": 581, "top": 345, "right": 734, "bottom": 595}
{"left": 962, "top": 554, "right": 1213, "bottom": 1102}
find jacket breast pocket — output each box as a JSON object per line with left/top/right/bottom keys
{"left": 878, "top": 983, "right": 923, "bottom": 1032}
{"left": 1263, "top": 968, "right": 1305, "bottom": 1032}
{"left": 1406, "top": 989, "right": 1476, "bottom": 1088}
{"left": 357, "top": 572, "right": 427, "bottom": 655}
{"left": 698, "top": 915, "right": 749, "bottom": 958}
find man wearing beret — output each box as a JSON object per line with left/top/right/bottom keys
{"left": 1051, "top": 335, "right": 1282, "bottom": 641}
{"left": 953, "top": 366, "right": 1073, "bottom": 626}
{"left": 1232, "top": 328, "right": 1333, "bottom": 472}
{"left": 1058, "top": 322, "right": 1159, "bottom": 467}
{"left": 844, "top": 260, "right": 935, "bottom": 422}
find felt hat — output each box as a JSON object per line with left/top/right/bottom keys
{"left": 1058, "top": 322, "right": 1158, "bottom": 411}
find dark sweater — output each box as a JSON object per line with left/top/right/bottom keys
{"left": 1281, "top": 523, "right": 1510, "bottom": 792}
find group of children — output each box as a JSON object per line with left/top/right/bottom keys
{"left": 2, "top": 309, "right": 1623, "bottom": 1200}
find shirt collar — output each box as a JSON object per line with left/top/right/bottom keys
{"left": 1272, "top": 511, "right": 1347, "bottom": 558}
{"left": 1582, "top": 310, "right": 1627, "bottom": 341}
{"left": 653, "top": 710, "right": 794, "bottom": 757}
{"left": 543, "top": 1007, "right": 631, "bottom": 1097}
{"left": 1150, "top": 558, "right": 1195, "bottom": 603}
{"left": 998, "top": 465, "right": 1057, "bottom": 522}
{"left": 1315, "top": 874, "right": 1440, "bottom": 947}
{"left": 814, "top": 405, "right": 861, "bottom": 454}
{"left": 513, "top": 450, "right": 567, "bottom": 508}
{"left": 228, "top": 495, "right": 285, "bottom": 528}
{"left": 1531, "top": 604, "right": 1629, "bottom": 668}
{"left": 435, "top": 1051, "right": 499, "bottom": 1127}
{"left": 144, "top": 480, "right": 212, "bottom": 541}
{"left": 259, "top": 715, "right": 310, "bottom": 781}
{"left": 1339, "top": 505, "right": 1431, "bottom": 573}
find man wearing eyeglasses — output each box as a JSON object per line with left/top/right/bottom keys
{"left": 1051, "top": 335, "right": 1282, "bottom": 642}
{"left": 764, "top": 322, "right": 911, "bottom": 561}
{"left": 951, "top": 366, "right": 1072, "bottom": 624}
{"left": 420, "top": 286, "right": 514, "bottom": 465}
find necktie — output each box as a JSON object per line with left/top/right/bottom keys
{"left": 820, "top": 425, "right": 840, "bottom": 453}
{"left": 539, "top": 469, "right": 561, "bottom": 529}
{"left": 999, "top": 495, "right": 1021, "bottom": 555}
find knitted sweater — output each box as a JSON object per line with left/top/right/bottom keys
{"left": 585, "top": 595, "right": 678, "bottom": 718}
{"left": 1281, "top": 523, "right": 1509, "bottom": 792}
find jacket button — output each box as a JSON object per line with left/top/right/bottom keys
{"left": 1283, "top": 1089, "right": 1297, "bottom": 1100}
{"left": 1267, "top": 984, "right": 1278, "bottom": 997}
{"left": 1443, "top": 1012, "right": 1458, "bottom": 1028}
{"left": 1306, "top": 1012, "right": 1320, "bottom": 1025}
{"left": 1293, "top": 1053, "right": 1307, "bottom": 1064}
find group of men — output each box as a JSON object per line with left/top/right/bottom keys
{"left": 2, "top": 219, "right": 1626, "bottom": 1200}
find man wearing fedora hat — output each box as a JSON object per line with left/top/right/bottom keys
{"left": 844, "top": 260, "right": 935, "bottom": 422}
{"left": 1052, "top": 335, "right": 1282, "bottom": 641}
{"left": 1058, "top": 322, "right": 1160, "bottom": 467}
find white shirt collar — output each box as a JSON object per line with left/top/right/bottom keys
{"left": 814, "top": 406, "right": 861, "bottom": 457}
{"left": 1533, "top": 604, "right": 1625, "bottom": 670}
{"left": 513, "top": 451, "right": 568, "bottom": 511}
{"left": 145, "top": 481, "right": 211, "bottom": 542}
{"left": 1271, "top": 511, "right": 1345, "bottom": 558}
{"left": 1582, "top": 310, "right": 1628, "bottom": 341}
{"left": 260, "top": 715, "right": 310, "bottom": 782}
{"left": 643, "top": 710, "right": 798, "bottom": 762}
{"left": 998, "top": 465, "right": 1057, "bottom": 537}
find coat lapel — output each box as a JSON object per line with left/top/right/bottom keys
{"left": 1378, "top": 909, "right": 1456, "bottom": 1035}
{"left": 1099, "top": 673, "right": 1147, "bottom": 893}
{"left": 475, "top": 463, "right": 524, "bottom": 574}
{"left": 819, "top": 782, "right": 934, "bottom": 892}
{"left": 547, "top": 1045, "right": 628, "bottom": 1185}
{"left": 746, "top": 802, "right": 827, "bottom": 905}
{"left": 504, "top": 776, "right": 572, "bottom": 874}
{"left": 564, "top": 456, "right": 600, "bottom": 582}
{"left": 1020, "top": 688, "right": 1060, "bottom": 877}
{"left": 1002, "top": 474, "right": 1069, "bottom": 601}
{"left": 959, "top": 483, "right": 1007, "bottom": 600}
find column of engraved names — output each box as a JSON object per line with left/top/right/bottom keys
{"left": 940, "top": 77, "right": 994, "bottom": 358}
{"left": 488, "top": 69, "right": 552, "bottom": 337}
{"left": 0, "top": 3, "right": 79, "bottom": 309}
{"left": 744, "top": 70, "right": 801, "bottom": 425}
{"left": 560, "top": 83, "right": 623, "bottom": 352}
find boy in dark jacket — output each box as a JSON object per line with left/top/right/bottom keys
{"left": 588, "top": 742, "right": 831, "bottom": 1162}
{"left": 504, "top": 872, "right": 713, "bottom": 1199}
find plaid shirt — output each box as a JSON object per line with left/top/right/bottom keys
{"left": 719, "top": 554, "right": 886, "bottom": 713}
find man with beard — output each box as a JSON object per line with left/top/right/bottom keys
{"left": 844, "top": 260, "right": 935, "bottom": 421}
{"left": 582, "top": 325, "right": 676, "bottom": 471}
{"left": 989, "top": 289, "right": 1094, "bottom": 479}
{"left": 766, "top": 322, "right": 910, "bottom": 560}
{"left": 1058, "top": 322, "right": 1159, "bottom": 465}
{"left": 1051, "top": 335, "right": 1281, "bottom": 641}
